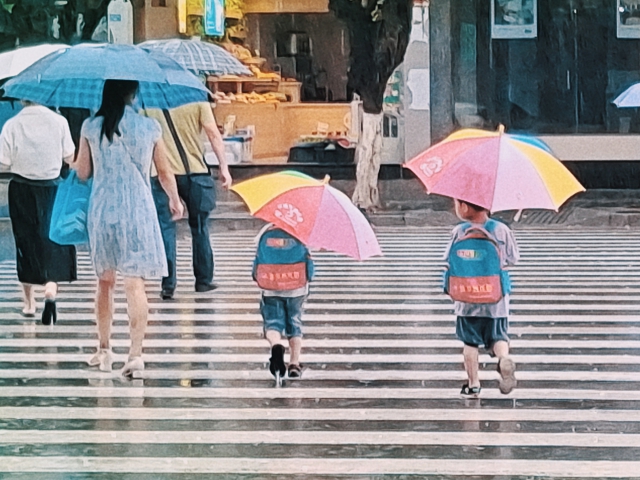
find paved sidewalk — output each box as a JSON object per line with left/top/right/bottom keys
{"left": 2, "top": 175, "right": 639, "bottom": 229}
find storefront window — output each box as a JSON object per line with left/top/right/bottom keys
{"left": 451, "top": 0, "right": 640, "bottom": 134}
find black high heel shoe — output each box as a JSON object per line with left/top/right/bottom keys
{"left": 42, "top": 299, "right": 57, "bottom": 326}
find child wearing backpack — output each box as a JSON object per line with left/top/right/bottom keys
{"left": 253, "top": 224, "right": 314, "bottom": 385}
{"left": 443, "top": 199, "right": 520, "bottom": 398}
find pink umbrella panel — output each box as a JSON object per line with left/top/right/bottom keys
{"left": 253, "top": 184, "right": 382, "bottom": 261}
{"left": 406, "top": 132, "right": 585, "bottom": 212}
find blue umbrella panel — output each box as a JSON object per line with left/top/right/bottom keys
{"left": 3, "top": 44, "right": 210, "bottom": 110}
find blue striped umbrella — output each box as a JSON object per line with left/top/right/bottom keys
{"left": 139, "top": 39, "right": 251, "bottom": 76}
{"left": 2, "top": 44, "right": 210, "bottom": 110}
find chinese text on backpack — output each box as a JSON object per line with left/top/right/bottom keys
{"left": 443, "top": 220, "right": 512, "bottom": 303}
{"left": 253, "top": 228, "right": 312, "bottom": 291}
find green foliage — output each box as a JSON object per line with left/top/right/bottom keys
{"left": 0, "top": 0, "right": 14, "bottom": 14}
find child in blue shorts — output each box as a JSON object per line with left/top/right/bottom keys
{"left": 443, "top": 199, "right": 520, "bottom": 398}
{"left": 253, "top": 224, "right": 314, "bottom": 383}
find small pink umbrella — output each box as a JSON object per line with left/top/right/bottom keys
{"left": 231, "top": 171, "right": 382, "bottom": 260}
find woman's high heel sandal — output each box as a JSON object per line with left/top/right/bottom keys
{"left": 88, "top": 349, "right": 113, "bottom": 372}
{"left": 41, "top": 299, "right": 57, "bottom": 325}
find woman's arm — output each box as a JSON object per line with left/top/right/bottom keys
{"left": 73, "top": 136, "right": 93, "bottom": 181}
{"left": 153, "top": 138, "right": 183, "bottom": 221}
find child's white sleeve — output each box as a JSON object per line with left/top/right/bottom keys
{"left": 503, "top": 228, "right": 520, "bottom": 265}
{"left": 442, "top": 227, "right": 460, "bottom": 261}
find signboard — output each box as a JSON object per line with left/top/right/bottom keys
{"left": 204, "top": 0, "right": 225, "bottom": 37}
{"left": 491, "top": 0, "right": 537, "bottom": 39}
{"left": 617, "top": 0, "right": 640, "bottom": 39}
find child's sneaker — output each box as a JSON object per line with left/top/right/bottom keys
{"left": 269, "top": 344, "right": 286, "bottom": 378}
{"left": 460, "top": 384, "right": 481, "bottom": 398}
{"left": 287, "top": 363, "right": 303, "bottom": 378}
{"left": 497, "top": 356, "right": 517, "bottom": 394}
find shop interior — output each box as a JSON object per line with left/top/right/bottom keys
{"left": 209, "top": 9, "right": 356, "bottom": 166}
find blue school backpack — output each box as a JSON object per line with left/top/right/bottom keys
{"left": 253, "top": 227, "right": 314, "bottom": 291}
{"left": 443, "top": 219, "right": 512, "bottom": 304}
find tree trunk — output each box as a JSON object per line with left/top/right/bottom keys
{"left": 352, "top": 111, "right": 383, "bottom": 210}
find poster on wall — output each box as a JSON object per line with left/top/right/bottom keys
{"left": 204, "top": 0, "right": 225, "bottom": 37}
{"left": 617, "top": 0, "right": 640, "bottom": 38}
{"left": 491, "top": 0, "right": 537, "bottom": 39}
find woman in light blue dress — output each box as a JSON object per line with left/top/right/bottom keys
{"left": 72, "top": 80, "right": 183, "bottom": 376}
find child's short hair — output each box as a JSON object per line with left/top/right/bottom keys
{"left": 459, "top": 199, "right": 488, "bottom": 213}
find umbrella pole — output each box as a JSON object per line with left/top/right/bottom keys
{"left": 513, "top": 209, "right": 523, "bottom": 222}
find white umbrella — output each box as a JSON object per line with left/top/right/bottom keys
{"left": 0, "top": 44, "right": 69, "bottom": 81}
{"left": 613, "top": 82, "right": 640, "bottom": 107}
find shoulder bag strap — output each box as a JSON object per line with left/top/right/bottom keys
{"left": 162, "top": 109, "right": 191, "bottom": 175}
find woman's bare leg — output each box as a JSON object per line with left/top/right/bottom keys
{"left": 21, "top": 283, "right": 35, "bottom": 314}
{"left": 123, "top": 277, "right": 148, "bottom": 358}
{"left": 44, "top": 282, "right": 57, "bottom": 300}
{"left": 96, "top": 271, "right": 116, "bottom": 350}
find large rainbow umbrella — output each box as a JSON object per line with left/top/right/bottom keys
{"left": 404, "top": 127, "right": 585, "bottom": 212}
{"left": 231, "top": 171, "right": 382, "bottom": 260}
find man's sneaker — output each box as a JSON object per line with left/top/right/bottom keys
{"left": 497, "top": 356, "right": 517, "bottom": 394}
{"left": 268, "top": 344, "right": 286, "bottom": 379}
{"left": 195, "top": 283, "right": 218, "bottom": 293}
{"left": 460, "top": 384, "right": 481, "bottom": 398}
{"left": 287, "top": 363, "right": 303, "bottom": 378}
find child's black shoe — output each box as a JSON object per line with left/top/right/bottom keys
{"left": 460, "top": 384, "right": 481, "bottom": 398}
{"left": 268, "top": 344, "right": 286, "bottom": 378}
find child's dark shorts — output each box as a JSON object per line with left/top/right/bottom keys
{"left": 456, "top": 316, "right": 509, "bottom": 348}
{"left": 260, "top": 294, "right": 306, "bottom": 338}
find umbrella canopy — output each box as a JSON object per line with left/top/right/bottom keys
{"left": 613, "top": 83, "right": 640, "bottom": 107}
{"left": 2, "top": 43, "right": 210, "bottom": 110}
{"left": 139, "top": 39, "right": 251, "bottom": 76}
{"left": 0, "top": 43, "right": 68, "bottom": 81}
{"left": 231, "top": 171, "right": 382, "bottom": 260}
{"left": 404, "top": 127, "right": 585, "bottom": 212}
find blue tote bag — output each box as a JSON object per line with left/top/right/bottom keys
{"left": 49, "top": 170, "right": 92, "bottom": 246}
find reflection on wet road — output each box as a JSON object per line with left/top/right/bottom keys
{"left": 0, "top": 227, "right": 638, "bottom": 478}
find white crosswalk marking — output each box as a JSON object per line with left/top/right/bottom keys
{"left": 0, "top": 226, "right": 639, "bottom": 478}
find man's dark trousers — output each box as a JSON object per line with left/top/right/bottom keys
{"left": 152, "top": 174, "right": 217, "bottom": 292}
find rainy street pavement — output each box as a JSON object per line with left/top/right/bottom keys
{"left": 0, "top": 226, "right": 639, "bottom": 478}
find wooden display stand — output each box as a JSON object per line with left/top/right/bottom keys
{"left": 207, "top": 77, "right": 302, "bottom": 103}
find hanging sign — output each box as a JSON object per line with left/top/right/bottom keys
{"left": 204, "top": 0, "right": 225, "bottom": 36}
{"left": 107, "top": 0, "right": 133, "bottom": 44}
{"left": 491, "top": 0, "right": 537, "bottom": 39}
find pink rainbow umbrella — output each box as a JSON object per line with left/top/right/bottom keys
{"left": 404, "top": 127, "right": 585, "bottom": 212}
{"left": 231, "top": 171, "right": 382, "bottom": 260}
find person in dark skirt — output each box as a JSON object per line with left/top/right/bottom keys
{"left": 0, "top": 100, "right": 77, "bottom": 324}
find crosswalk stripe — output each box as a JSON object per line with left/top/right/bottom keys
{"left": 0, "top": 457, "right": 636, "bottom": 477}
